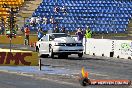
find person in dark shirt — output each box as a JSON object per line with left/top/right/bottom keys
{"left": 54, "top": 6, "right": 59, "bottom": 13}
{"left": 75, "top": 28, "right": 83, "bottom": 43}
{"left": 38, "top": 28, "right": 44, "bottom": 41}
{"left": 53, "top": 26, "right": 59, "bottom": 33}
{"left": 61, "top": 27, "right": 66, "bottom": 33}
{"left": 62, "top": 6, "right": 67, "bottom": 14}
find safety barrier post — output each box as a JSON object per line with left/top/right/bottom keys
{"left": 39, "top": 58, "right": 42, "bottom": 71}
{"left": 84, "top": 38, "right": 86, "bottom": 54}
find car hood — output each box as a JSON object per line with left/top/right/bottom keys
{"left": 54, "top": 37, "right": 76, "bottom": 43}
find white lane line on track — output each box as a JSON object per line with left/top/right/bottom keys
{"left": 90, "top": 72, "right": 109, "bottom": 77}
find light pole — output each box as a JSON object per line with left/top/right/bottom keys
{"left": 3, "top": 4, "right": 18, "bottom": 52}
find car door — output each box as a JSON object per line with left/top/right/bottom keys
{"left": 39, "top": 35, "right": 50, "bottom": 54}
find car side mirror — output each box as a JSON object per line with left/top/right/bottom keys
{"left": 40, "top": 39, "right": 43, "bottom": 41}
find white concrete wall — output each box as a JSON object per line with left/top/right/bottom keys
{"left": 85, "top": 39, "right": 113, "bottom": 57}
{"left": 73, "top": 36, "right": 132, "bottom": 59}
{"left": 114, "top": 40, "right": 132, "bottom": 59}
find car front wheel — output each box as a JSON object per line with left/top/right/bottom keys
{"left": 78, "top": 53, "right": 83, "bottom": 58}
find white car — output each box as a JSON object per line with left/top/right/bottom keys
{"left": 36, "top": 33, "right": 84, "bottom": 58}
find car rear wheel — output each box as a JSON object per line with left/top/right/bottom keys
{"left": 58, "top": 54, "right": 62, "bottom": 59}
{"left": 41, "top": 54, "right": 49, "bottom": 58}
{"left": 78, "top": 53, "right": 83, "bottom": 58}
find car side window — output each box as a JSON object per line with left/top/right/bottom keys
{"left": 42, "top": 35, "right": 48, "bottom": 41}
{"left": 49, "top": 35, "right": 55, "bottom": 41}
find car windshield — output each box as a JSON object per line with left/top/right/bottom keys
{"left": 49, "top": 33, "right": 71, "bottom": 40}
{"left": 53, "top": 34, "right": 70, "bottom": 38}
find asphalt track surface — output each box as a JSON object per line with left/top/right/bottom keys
{"left": 0, "top": 71, "right": 83, "bottom": 88}
{"left": 0, "top": 44, "right": 35, "bottom": 51}
{"left": 41, "top": 54, "right": 132, "bottom": 88}
{"left": 41, "top": 54, "right": 132, "bottom": 80}
{"left": 0, "top": 55, "right": 131, "bottom": 88}
{"left": 0, "top": 44, "right": 132, "bottom": 88}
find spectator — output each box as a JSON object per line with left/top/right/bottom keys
{"left": 54, "top": 6, "right": 59, "bottom": 13}
{"left": 36, "top": 16, "right": 40, "bottom": 24}
{"left": 62, "top": 6, "right": 67, "bottom": 14}
{"left": 38, "top": 28, "right": 44, "bottom": 41}
{"left": 50, "top": 16, "right": 55, "bottom": 24}
{"left": 1, "top": 26, "right": 5, "bottom": 35}
{"left": 15, "top": 24, "right": 18, "bottom": 31}
{"left": 30, "top": 17, "right": 36, "bottom": 24}
{"left": 30, "top": 17, "right": 36, "bottom": 27}
{"left": 61, "top": 27, "right": 66, "bottom": 33}
{"left": 81, "top": 28, "right": 86, "bottom": 37}
{"left": 24, "top": 25, "right": 30, "bottom": 45}
{"left": 21, "top": 27, "right": 24, "bottom": 32}
{"left": 75, "top": 28, "right": 83, "bottom": 43}
{"left": 53, "top": 26, "right": 59, "bottom": 33}
{"left": 3, "top": 3, "right": 8, "bottom": 8}
{"left": 0, "top": 26, "right": 2, "bottom": 34}
{"left": 43, "top": 16, "right": 47, "bottom": 24}
{"left": 85, "top": 27, "right": 92, "bottom": 39}
{"left": 40, "top": 17, "right": 43, "bottom": 23}
{"left": 1, "top": 17, "right": 5, "bottom": 34}
{"left": 1, "top": 17, "right": 4, "bottom": 23}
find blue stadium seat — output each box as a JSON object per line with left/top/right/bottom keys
{"left": 25, "top": 0, "right": 132, "bottom": 33}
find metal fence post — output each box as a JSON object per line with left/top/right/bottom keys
{"left": 39, "top": 58, "right": 41, "bottom": 71}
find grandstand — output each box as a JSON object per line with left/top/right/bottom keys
{"left": 0, "top": 0, "right": 24, "bottom": 18}
{"left": 0, "top": 0, "right": 132, "bottom": 36}
{"left": 23, "top": 0, "right": 132, "bottom": 35}
{"left": 16, "top": 0, "right": 42, "bottom": 29}
{"left": 0, "top": 0, "right": 24, "bottom": 34}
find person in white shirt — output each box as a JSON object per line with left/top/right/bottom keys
{"left": 36, "top": 16, "right": 40, "bottom": 24}
{"left": 43, "top": 16, "right": 47, "bottom": 24}
{"left": 30, "top": 17, "right": 36, "bottom": 24}
{"left": 62, "top": 6, "right": 67, "bottom": 14}
{"left": 50, "top": 16, "right": 55, "bottom": 24}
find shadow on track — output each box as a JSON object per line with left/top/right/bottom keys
{"left": 48, "top": 55, "right": 106, "bottom": 61}
{"left": 67, "top": 57, "right": 106, "bottom": 61}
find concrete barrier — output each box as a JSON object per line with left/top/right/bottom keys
{"left": 72, "top": 36, "right": 132, "bottom": 59}
{"left": 0, "top": 49, "right": 38, "bottom": 66}
{"left": 114, "top": 40, "right": 132, "bottom": 59}
{"left": 85, "top": 39, "right": 114, "bottom": 57}
{"left": 84, "top": 38, "right": 132, "bottom": 59}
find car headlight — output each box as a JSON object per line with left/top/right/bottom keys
{"left": 76, "top": 43, "right": 83, "bottom": 46}
{"left": 55, "top": 43, "right": 66, "bottom": 46}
